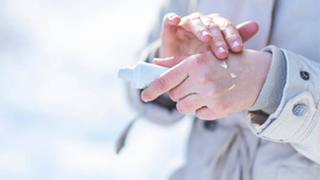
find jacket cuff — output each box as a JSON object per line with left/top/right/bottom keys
{"left": 249, "top": 45, "right": 287, "bottom": 114}
{"left": 248, "top": 47, "right": 320, "bottom": 144}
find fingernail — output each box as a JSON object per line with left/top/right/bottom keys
{"left": 232, "top": 40, "right": 242, "bottom": 48}
{"left": 217, "top": 46, "right": 228, "bottom": 54}
{"left": 169, "top": 14, "right": 176, "bottom": 20}
{"left": 142, "top": 98, "right": 149, "bottom": 102}
{"left": 202, "top": 31, "right": 210, "bottom": 38}
{"left": 141, "top": 92, "right": 149, "bottom": 102}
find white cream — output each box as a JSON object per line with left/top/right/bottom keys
{"left": 219, "top": 61, "right": 228, "bottom": 69}
{"left": 230, "top": 73, "right": 237, "bottom": 78}
{"left": 228, "top": 84, "right": 236, "bottom": 90}
{"left": 118, "top": 62, "right": 169, "bottom": 89}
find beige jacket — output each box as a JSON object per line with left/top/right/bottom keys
{"left": 124, "top": 0, "right": 320, "bottom": 179}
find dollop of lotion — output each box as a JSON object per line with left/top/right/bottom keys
{"left": 118, "top": 62, "right": 169, "bottom": 89}
{"left": 228, "top": 84, "right": 236, "bottom": 90}
{"left": 219, "top": 61, "right": 228, "bottom": 69}
{"left": 230, "top": 73, "right": 237, "bottom": 78}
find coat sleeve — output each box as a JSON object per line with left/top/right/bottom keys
{"left": 247, "top": 45, "right": 320, "bottom": 164}
{"left": 125, "top": 0, "right": 192, "bottom": 125}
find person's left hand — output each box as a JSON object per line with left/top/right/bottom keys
{"left": 159, "top": 13, "right": 259, "bottom": 59}
{"left": 141, "top": 50, "right": 272, "bottom": 120}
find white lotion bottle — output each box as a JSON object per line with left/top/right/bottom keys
{"left": 118, "top": 62, "right": 169, "bottom": 89}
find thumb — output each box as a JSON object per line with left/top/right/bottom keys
{"left": 237, "top": 21, "right": 259, "bottom": 42}
{"left": 153, "top": 55, "right": 190, "bottom": 68}
{"left": 162, "top": 13, "right": 181, "bottom": 38}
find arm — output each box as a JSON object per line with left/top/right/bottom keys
{"left": 248, "top": 45, "right": 320, "bottom": 164}
{"left": 141, "top": 45, "right": 320, "bottom": 164}
{"left": 127, "top": 0, "right": 259, "bottom": 124}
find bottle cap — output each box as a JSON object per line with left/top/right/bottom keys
{"left": 118, "top": 67, "right": 133, "bottom": 81}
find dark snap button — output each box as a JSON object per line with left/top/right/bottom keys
{"left": 300, "top": 71, "right": 309, "bottom": 80}
{"left": 203, "top": 120, "right": 218, "bottom": 131}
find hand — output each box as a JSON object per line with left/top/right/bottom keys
{"left": 159, "top": 12, "right": 259, "bottom": 59}
{"left": 141, "top": 50, "right": 272, "bottom": 120}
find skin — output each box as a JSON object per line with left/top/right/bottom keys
{"left": 159, "top": 12, "right": 259, "bottom": 59}
{"left": 140, "top": 13, "right": 269, "bottom": 120}
{"left": 141, "top": 50, "right": 272, "bottom": 120}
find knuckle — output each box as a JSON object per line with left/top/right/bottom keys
{"left": 213, "top": 13, "right": 220, "bottom": 17}
{"left": 190, "top": 55, "right": 204, "bottom": 67}
{"left": 206, "top": 84, "right": 218, "bottom": 97}
{"left": 190, "top": 12, "right": 202, "bottom": 17}
{"left": 215, "top": 41, "right": 227, "bottom": 48}
{"left": 196, "top": 28, "right": 206, "bottom": 35}
{"left": 220, "top": 22, "right": 235, "bottom": 29}
{"left": 208, "top": 105, "right": 220, "bottom": 117}
{"left": 217, "top": 103, "right": 227, "bottom": 113}
{"left": 225, "top": 34, "right": 238, "bottom": 41}
{"left": 210, "top": 100, "right": 226, "bottom": 113}
{"left": 173, "top": 56, "right": 181, "bottom": 65}
{"left": 215, "top": 104, "right": 228, "bottom": 117}
{"left": 173, "top": 55, "right": 188, "bottom": 66}
{"left": 201, "top": 72, "right": 214, "bottom": 85}
{"left": 157, "top": 76, "right": 169, "bottom": 92}
{"left": 212, "top": 36, "right": 225, "bottom": 44}
{"left": 207, "top": 22, "right": 219, "bottom": 29}
{"left": 207, "top": 13, "right": 220, "bottom": 19}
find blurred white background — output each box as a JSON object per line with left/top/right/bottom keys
{"left": 0, "top": 0, "right": 193, "bottom": 179}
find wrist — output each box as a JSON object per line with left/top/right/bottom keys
{"left": 251, "top": 50, "right": 272, "bottom": 107}
{"left": 249, "top": 46, "right": 287, "bottom": 114}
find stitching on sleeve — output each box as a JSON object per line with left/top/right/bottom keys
{"left": 287, "top": 99, "right": 311, "bottom": 141}
{"left": 264, "top": 98, "right": 309, "bottom": 140}
{"left": 264, "top": 109, "right": 291, "bottom": 137}
{"left": 298, "top": 103, "right": 320, "bottom": 143}
{"left": 297, "top": 82, "right": 320, "bottom": 142}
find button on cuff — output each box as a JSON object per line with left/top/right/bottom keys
{"left": 292, "top": 103, "right": 308, "bottom": 116}
{"left": 248, "top": 92, "right": 316, "bottom": 143}
{"left": 300, "top": 71, "right": 310, "bottom": 80}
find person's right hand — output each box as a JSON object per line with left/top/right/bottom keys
{"left": 159, "top": 12, "right": 259, "bottom": 59}
{"left": 142, "top": 49, "right": 272, "bottom": 120}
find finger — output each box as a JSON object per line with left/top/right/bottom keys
{"left": 153, "top": 55, "right": 189, "bottom": 68}
{"left": 214, "top": 17, "right": 243, "bottom": 52}
{"left": 237, "top": 21, "right": 259, "bottom": 42}
{"left": 176, "top": 94, "right": 204, "bottom": 114}
{"left": 201, "top": 17, "right": 229, "bottom": 59}
{"left": 162, "top": 13, "right": 181, "bottom": 38}
{"left": 195, "top": 106, "right": 217, "bottom": 120}
{"left": 141, "top": 57, "right": 190, "bottom": 102}
{"left": 181, "top": 13, "right": 212, "bottom": 43}
{"left": 196, "top": 101, "right": 229, "bottom": 120}
{"left": 169, "top": 78, "right": 195, "bottom": 101}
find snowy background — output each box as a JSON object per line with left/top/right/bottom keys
{"left": 0, "top": 0, "right": 193, "bottom": 179}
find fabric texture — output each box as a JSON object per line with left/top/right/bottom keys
{"left": 249, "top": 45, "right": 287, "bottom": 115}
